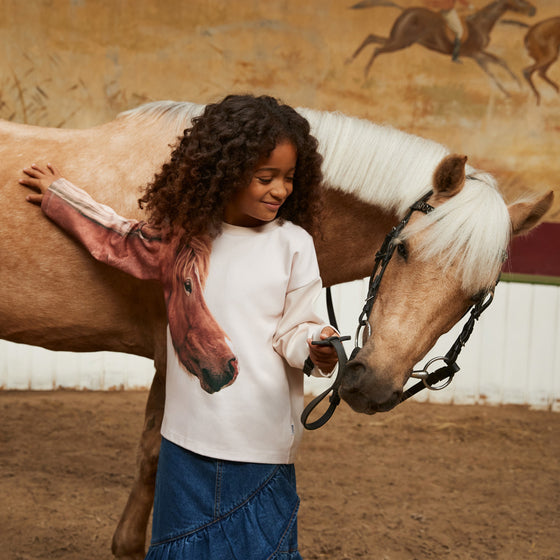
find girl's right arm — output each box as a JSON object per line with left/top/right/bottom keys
{"left": 20, "top": 164, "right": 163, "bottom": 281}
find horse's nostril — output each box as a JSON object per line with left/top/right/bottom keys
{"left": 342, "top": 361, "right": 366, "bottom": 389}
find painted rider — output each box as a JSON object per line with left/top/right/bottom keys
{"left": 426, "top": 0, "right": 471, "bottom": 63}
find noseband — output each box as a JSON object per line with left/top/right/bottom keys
{"left": 302, "top": 190, "right": 498, "bottom": 430}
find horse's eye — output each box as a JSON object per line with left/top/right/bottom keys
{"left": 397, "top": 242, "right": 408, "bottom": 261}
{"left": 184, "top": 278, "right": 193, "bottom": 295}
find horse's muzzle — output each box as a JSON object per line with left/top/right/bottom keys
{"left": 340, "top": 359, "right": 402, "bottom": 414}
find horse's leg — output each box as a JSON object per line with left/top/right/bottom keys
{"left": 480, "top": 50, "right": 521, "bottom": 86}
{"left": 537, "top": 61, "right": 560, "bottom": 94}
{"left": 472, "top": 53, "right": 510, "bottom": 97}
{"left": 364, "top": 42, "right": 411, "bottom": 77}
{"left": 111, "top": 344, "right": 166, "bottom": 560}
{"left": 345, "top": 33, "right": 386, "bottom": 65}
{"left": 362, "top": 24, "right": 422, "bottom": 77}
{"left": 522, "top": 64, "right": 541, "bottom": 104}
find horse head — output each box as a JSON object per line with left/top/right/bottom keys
{"left": 340, "top": 154, "right": 553, "bottom": 414}
{"left": 165, "top": 236, "right": 238, "bottom": 394}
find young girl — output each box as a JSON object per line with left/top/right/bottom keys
{"left": 20, "top": 94, "right": 338, "bottom": 559}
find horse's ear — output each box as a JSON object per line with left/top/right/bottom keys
{"left": 432, "top": 154, "right": 468, "bottom": 199}
{"left": 508, "top": 190, "right": 554, "bottom": 236}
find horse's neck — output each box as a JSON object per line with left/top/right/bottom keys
{"left": 315, "top": 188, "right": 397, "bottom": 287}
{"left": 468, "top": 1, "right": 505, "bottom": 35}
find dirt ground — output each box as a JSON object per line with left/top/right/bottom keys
{"left": 1, "top": 391, "right": 558, "bottom": 560}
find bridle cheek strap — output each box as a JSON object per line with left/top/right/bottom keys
{"left": 355, "top": 191, "right": 435, "bottom": 347}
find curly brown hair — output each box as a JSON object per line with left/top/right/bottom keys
{"left": 138, "top": 94, "right": 324, "bottom": 242}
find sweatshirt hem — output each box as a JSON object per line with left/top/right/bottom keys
{"left": 161, "top": 428, "right": 297, "bottom": 465}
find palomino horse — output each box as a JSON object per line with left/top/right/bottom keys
{"left": 0, "top": 101, "right": 552, "bottom": 558}
{"left": 523, "top": 16, "right": 560, "bottom": 105}
{"left": 347, "top": 0, "right": 537, "bottom": 97}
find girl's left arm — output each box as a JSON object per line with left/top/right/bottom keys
{"left": 272, "top": 277, "right": 338, "bottom": 377}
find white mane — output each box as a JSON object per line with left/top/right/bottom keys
{"left": 298, "top": 107, "right": 449, "bottom": 215}
{"left": 118, "top": 100, "right": 205, "bottom": 135}
{"left": 119, "top": 101, "right": 511, "bottom": 292}
{"left": 299, "top": 108, "right": 511, "bottom": 292}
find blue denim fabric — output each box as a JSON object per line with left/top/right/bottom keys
{"left": 145, "top": 438, "right": 302, "bottom": 560}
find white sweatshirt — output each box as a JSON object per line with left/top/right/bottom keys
{"left": 163, "top": 221, "right": 328, "bottom": 464}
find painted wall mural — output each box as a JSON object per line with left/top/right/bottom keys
{"left": 348, "top": 0, "right": 531, "bottom": 95}
{"left": 0, "top": 0, "right": 558, "bottom": 223}
{"left": 347, "top": 1, "right": 559, "bottom": 105}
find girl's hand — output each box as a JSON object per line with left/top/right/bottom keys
{"left": 307, "top": 326, "right": 339, "bottom": 374}
{"left": 19, "top": 163, "right": 63, "bottom": 205}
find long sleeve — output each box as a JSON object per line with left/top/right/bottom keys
{"left": 41, "top": 178, "right": 163, "bottom": 281}
{"left": 272, "top": 276, "right": 330, "bottom": 374}
{"left": 270, "top": 228, "right": 336, "bottom": 377}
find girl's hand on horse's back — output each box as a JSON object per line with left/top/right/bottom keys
{"left": 19, "top": 163, "right": 63, "bottom": 205}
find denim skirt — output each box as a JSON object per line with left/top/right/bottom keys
{"left": 145, "top": 438, "right": 302, "bottom": 560}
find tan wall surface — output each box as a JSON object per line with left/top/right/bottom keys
{"left": 1, "top": 0, "right": 558, "bottom": 219}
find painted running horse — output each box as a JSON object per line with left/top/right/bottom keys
{"left": 347, "top": 0, "right": 537, "bottom": 96}
{"left": 0, "top": 100, "right": 552, "bottom": 558}
{"left": 523, "top": 16, "right": 560, "bottom": 105}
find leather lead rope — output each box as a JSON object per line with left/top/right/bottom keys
{"left": 326, "top": 287, "right": 339, "bottom": 332}
{"left": 301, "top": 336, "right": 352, "bottom": 430}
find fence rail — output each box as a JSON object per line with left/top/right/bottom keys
{"left": 1, "top": 281, "right": 559, "bottom": 411}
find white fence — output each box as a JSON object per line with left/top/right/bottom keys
{"left": 1, "top": 281, "right": 559, "bottom": 411}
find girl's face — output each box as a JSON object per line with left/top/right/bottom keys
{"left": 224, "top": 140, "right": 296, "bottom": 228}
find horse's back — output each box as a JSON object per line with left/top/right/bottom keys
{"left": 391, "top": 7, "right": 451, "bottom": 51}
{"left": 0, "top": 115, "right": 179, "bottom": 355}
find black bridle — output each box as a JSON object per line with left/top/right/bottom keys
{"left": 301, "top": 190, "right": 498, "bottom": 430}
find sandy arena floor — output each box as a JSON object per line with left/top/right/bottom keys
{"left": 1, "top": 391, "right": 558, "bottom": 560}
